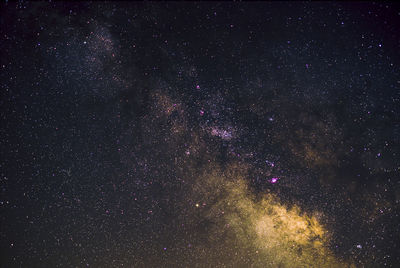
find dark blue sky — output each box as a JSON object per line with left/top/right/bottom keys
{"left": 1, "top": 2, "right": 399, "bottom": 267}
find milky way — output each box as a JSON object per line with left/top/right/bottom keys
{"left": 1, "top": 2, "right": 399, "bottom": 267}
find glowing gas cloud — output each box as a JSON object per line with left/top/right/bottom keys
{"left": 186, "top": 162, "right": 354, "bottom": 267}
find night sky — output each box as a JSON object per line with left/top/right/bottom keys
{"left": 1, "top": 2, "right": 400, "bottom": 267}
